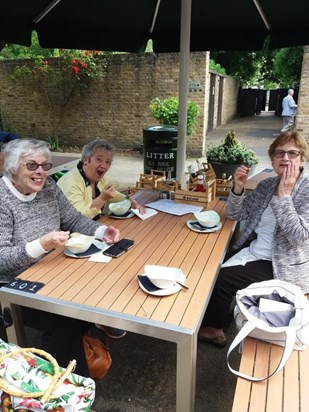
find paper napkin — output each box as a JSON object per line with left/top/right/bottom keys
{"left": 131, "top": 207, "right": 158, "bottom": 220}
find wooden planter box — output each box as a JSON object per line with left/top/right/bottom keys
{"left": 216, "top": 178, "right": 232, "bottom": 196}
{"left": 175, "top": 179, "right": 216, "bottom": 206}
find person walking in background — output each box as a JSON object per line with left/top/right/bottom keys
{"left": 281, "top": 89, "right": 297, "bottom": 132}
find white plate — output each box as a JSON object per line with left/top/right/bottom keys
{"left": 187, "top": 220, "right": 222, "bottom": 233}
{"left": 64, "top": 240, "right": 105, "bottom": 258}
{"left": 108, "top": 209, "right": 135, "bottom": 219}
{"left": 137, "top": 272, "right": 187, "bottom": 296}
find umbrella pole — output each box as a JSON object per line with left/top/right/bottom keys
{"left": 176, "top": 0, "right": 192, "bottom": 180}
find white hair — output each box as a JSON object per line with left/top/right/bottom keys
{"left": 3, "top": 138, "right": 51, "bottom": 180}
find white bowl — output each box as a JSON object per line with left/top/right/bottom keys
{"left": 145, "top": 265, "right": 183, "bottom": 289}
{"left": 109, "top": 199, "right": 131, "bottom": 216}
{"left": 65, "top": 233, "right": 95, "bottom": 254}
{"left": 194, "top": 210, "right": 220, "bottom": 228}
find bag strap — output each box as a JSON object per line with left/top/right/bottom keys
{"left": 0, "top": 347, "right": 76, "bottom": 402}
{"left": 226, "top": 320, "right": 297, "bottom": 381}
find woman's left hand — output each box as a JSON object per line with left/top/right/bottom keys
{"left": 277, "top": 163, "right": 297, "bottom": 197}
{"left": 103, "top": 226, "right": 120, "bottom": 243}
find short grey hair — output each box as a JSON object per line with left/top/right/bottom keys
{"left": 81, "top": 139, "right": 115, "bottom": 162}
{"left": 288, "top": 88, "right": 294, "bottom": 95}
{"left": 3, "top": 138, "right": 51, "bottom": 180}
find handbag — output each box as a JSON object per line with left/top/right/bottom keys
{"left": 227, "top": 279, "right": 309, "bottom": 381}
{"left": 83, "top": 335, "right": 112, "bottom": 379}
{"left": 0, "top": 338, "right": 95, "bottom": 411}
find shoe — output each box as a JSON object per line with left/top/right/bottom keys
{"left": 198, "top": 334, "right": 227, "bottom": 348}
{"left": 95, "top": 324, "right": 127, "bottom": 339}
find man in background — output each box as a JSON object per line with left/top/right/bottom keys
{"left": 281, "top": 89, "right": 297, "bottom": 132}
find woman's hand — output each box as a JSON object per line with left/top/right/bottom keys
{"left": 39, "top": 231, "right": 70, "bottom": 251}
{"left": 277, "top": 163, "right": 297, "bottom": 197}
{"left": 233, "top": 165, "right": 250, "bottom": 194}
{"left": 101, "top": 184, "right": 117, "bottom": 201}
{"left": 103, "top": 226, "right": 120, "bottom": 244}
{"left": 92, "top": 184, "right": 117, "bottom": 211}
{"left": 131, "top": 199, "right": 146, "bottom": 214}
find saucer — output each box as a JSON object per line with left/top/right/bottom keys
{"left": 137, "top": 273, "right": 186, "bottom": 296}
{"left": 187, "top": 220, "right": 222, "bottom": 233}
{"left": 64, "top": 240, "right": 104, "bottom": 258}
{"left": 108, "top": 209, "right": 135, "bottom": 219}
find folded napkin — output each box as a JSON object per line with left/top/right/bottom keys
{"left": 131, "top": 207, "right": 158, "bottom": 220}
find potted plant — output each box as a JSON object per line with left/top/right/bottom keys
{"left": 206, "top": 130, "right": 259, "bottom": 178}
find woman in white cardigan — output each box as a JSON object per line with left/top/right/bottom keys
{"left": 199, "top": 131, "right": 309, "bottom": 347}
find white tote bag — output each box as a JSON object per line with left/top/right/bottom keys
{"left": 227, "top": 279, "right": 309, "bottom": 381}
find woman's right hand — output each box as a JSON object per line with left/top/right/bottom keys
{"left": 100, "top": 184, "right": 117, "bottom": 201}
{"left": 233, "top": 165, "right": 250, "bottom": 194}
{"left": 39, "top": 231, "right": 70, "bottom": 251}
{"left": 92, "top": 184, "right": 117, "bottom": 211}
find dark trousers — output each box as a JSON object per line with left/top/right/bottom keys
{"left": 22, "top": 307, "right": 90, "bottom": 377}
{"left": 202, "top": 257, "right": 273, "bottom": 329}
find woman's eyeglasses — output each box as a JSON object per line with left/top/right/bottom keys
{"left": 23, "top": 162, "right": 53, "bottom": 171}
{"left": 273, "top": 150, "right": 301, "bottom": 159}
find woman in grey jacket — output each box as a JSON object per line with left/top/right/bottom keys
{"left": 199, "top": 131, "right": 309, "bottom": 347}
{"left": 0, "top": 138, "right": 120, "bottom": 375}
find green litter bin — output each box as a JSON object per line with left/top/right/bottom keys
{"left": 143, "top": 125, "right": 178, "bottom": 178}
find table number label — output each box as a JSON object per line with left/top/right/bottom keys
{"left": 5, "top": 279, "right": 45, "bottom": 293}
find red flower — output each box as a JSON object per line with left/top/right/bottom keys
{"left": 27, "top": 358, "right": 36, "bottom": 367}
{"left": 37, "top": 66, "right": 43, "bottom": 72}
{"left": 71, "top": 59, "right": 76, "bottom": 65}
{"left": 84, "top": 51, "right": 90, "bottom": 56}
{"left": 72, "top": 66, "right": 80, "bottom": 74}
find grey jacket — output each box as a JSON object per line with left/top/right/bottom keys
{"left": 226, "top": 168, "right": 309, "bottom": 293}
{"left": 0, "top": 177, "right": 100, "bottom": 283}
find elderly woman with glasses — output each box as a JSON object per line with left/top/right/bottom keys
{"left": 198, "top": 131, "right": 309, "bottom": 348}
{"left": 0, "top": 138, "right": 120, "bottom": 375}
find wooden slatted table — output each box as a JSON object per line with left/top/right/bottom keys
{"left": 245, "top": 168, "right": 277, "bottom": 192}
{"left": 0, "top": 193, "right": 236, "bottom": 412}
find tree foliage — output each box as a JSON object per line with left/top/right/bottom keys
{"left": 210, "top": 47, "right": 303, "bottom": 88}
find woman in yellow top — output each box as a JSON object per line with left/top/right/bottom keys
{"left": 58, "top": 139, "right": 144, "bottom": 220}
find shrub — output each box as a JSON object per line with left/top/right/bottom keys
{"left": 149, "top": 96, "right": 200, "bottom": 136}
{"left": 206, "top": 130, "right": 259, "bottom": 166}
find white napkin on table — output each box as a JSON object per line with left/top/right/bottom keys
{"left": 131, "top": 207, "right": 158, "bottom": 220}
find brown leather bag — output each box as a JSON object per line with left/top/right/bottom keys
{"left": 83, "top": 335, "right": 112, "bottom": 379}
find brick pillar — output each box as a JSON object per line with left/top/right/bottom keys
{"left": 296, "top": 46, "right": 309, "bottom": 139}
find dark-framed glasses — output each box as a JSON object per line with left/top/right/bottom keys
{"left": 23, "top": 162, "right": 53, "bottom": 171}
{"left": 273, "top": 150, "right": 301, "bottom": 159}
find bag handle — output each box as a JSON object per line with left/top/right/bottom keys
{"left": 0, "top": 347, "right": 76, "bottom": 402}
{"left": 226, "top": 321, "right": 297, "bottom": 381}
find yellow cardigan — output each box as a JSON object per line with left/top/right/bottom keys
{"left": 57, "top": 166, "right": 126, "bottom": 219}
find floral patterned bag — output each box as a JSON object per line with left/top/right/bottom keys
{"left": 0, "top": 339, "right": 95, "bottom": 411}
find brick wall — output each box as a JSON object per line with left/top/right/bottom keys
{"left": 296, "top": 46, "right": 309, "bottom": 139}
{"left": 0, "top": 52, "right": 239, "bottom": 157}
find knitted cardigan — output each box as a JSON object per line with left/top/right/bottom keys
{"left": 0, "top": 177, "right": 101, "bottom": 283}
{"left": 226, "top": 168, "right": 309, "bottom": 293}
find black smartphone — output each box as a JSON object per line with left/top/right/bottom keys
{"left": 103, "top": 239, "right": 134, "bottom": 258}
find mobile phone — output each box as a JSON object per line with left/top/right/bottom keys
{"left": 103, "top": 239, "right": 134, "bottom": 258}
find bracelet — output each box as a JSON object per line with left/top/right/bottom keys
{"left": 231, "top": 186, "right": 244, "bottom": 196}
